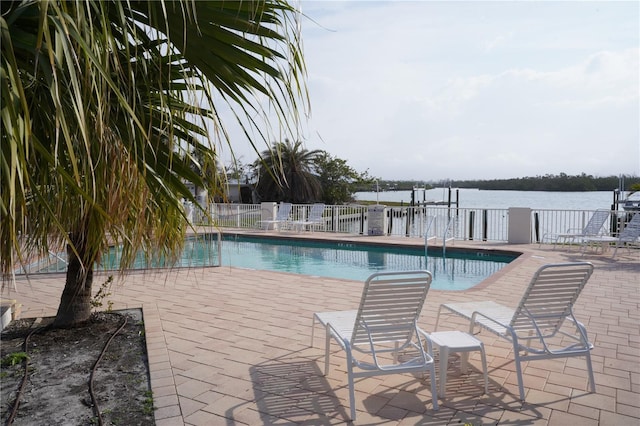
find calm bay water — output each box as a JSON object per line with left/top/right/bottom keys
{"left": 355, "top": 188, "right": 616, "bottom": 211}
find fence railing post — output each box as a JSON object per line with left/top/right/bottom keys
{"left": 483, "top": 209, "right": 488, "bottom": 241}
{"left": 405, "top": 208, "right": 412, "bottom": 237}
{"left": 469, "top": 211, "right": 475, "bottom": 240}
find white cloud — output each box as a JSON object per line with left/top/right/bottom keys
{"left": 222, "top": 1, "right": 640, "bottom": 180}
{"left": 483, "top": 32, "right": 514, "bottom": 53}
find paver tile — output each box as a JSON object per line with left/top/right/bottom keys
{"left": 177, "top": 396, "right": 206, "bottom": 417}
{"left": 548, "top": 410, "right": 599, "bottom": 426}
{"left": 154, "top": 404, "right": 181, "bottom": 420}
{"left": 4, "top": 235, "right": 639, "bottom": 425}
{"left": 155, "top": 416, "right": 184, "bottom": 426}
{"left": 600, "top": 410, "right": 640, "bottom": 426}
{"left": 568, "top": 401, "right": 600, "bottom": 420}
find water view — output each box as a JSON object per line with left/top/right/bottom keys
{"left": 355, "top": 189, "right": 615, "bottom": 211}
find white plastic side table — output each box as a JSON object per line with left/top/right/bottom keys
{"left": 428, "top": 330, "right": 489, "bottom": 398}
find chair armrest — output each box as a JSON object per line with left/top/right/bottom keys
{"left": 564, "top": 315, "right": 591, "bottom": 346}
{"left": 470, "top": 310, "right": 511, "bottom": 335}
{"left": 417, "top": 328, "right": 434, "bottom": 354}
{"left": 564, "top": 228, "right": 582, "bottom": 233}
{"left": 325, "top": 322, "right": 351, "bottom": 352}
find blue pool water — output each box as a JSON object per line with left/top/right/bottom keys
{"left": 206, "top": 234, "right": 515, "bottom": 291}
{"left": 41, "top": 234, "right": 517, "bottom": 291}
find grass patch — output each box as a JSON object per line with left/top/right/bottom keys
{"left": 142, "top": 390, "right": 154, "bottom": 415}
{"left": 1, "top": 352, "right": 29, "bottom": 366}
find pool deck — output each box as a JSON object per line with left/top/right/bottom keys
{"left": 3, "top": 231, "right": 639, "bottom": 425}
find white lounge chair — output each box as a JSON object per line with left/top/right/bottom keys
{"left": 258, "top": 202, "right": 292, "bottom": 230}
{"left": 582, "top": 213, "right": 640, "bottom": 256}
{"left": 291, "top": 203, "right": 325, "bottom": 231}
{"left": 552, "top": 209, "right": 610, "bottom": 249}
{"left": 435, "top": 262, "right": 595, "bottom": 401}
{"left": 311, "top": 270, "right": 439, "bottom": 420}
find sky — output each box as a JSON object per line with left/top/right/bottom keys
{"left": 223, "top": 0, "right": 640, "bottom": 181}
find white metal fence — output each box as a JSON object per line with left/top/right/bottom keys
{"left": 189, "top": 203, "right": 631, "bottom": 244}
{"left": 385, "top": 206, "right": 509, "bottom": 241}
{"left": 531, "top": 209, "right": 630, "bottom": 244}
{"left": 18, "top": 203, "right": 634, "bottom": 276}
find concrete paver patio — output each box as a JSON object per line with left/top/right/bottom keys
{"left": 3, "top": 233, "right": 639, "bottom": 425}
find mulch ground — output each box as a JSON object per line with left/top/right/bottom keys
{"left": 1, "top": 309, "right": 154, "bottom": 425}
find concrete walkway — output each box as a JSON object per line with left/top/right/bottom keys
{"left": 3, "top": 234, "right": 639, "bottom": 425}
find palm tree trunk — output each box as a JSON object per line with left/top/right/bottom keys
{"left": 53, "top": 243, "right": 94, "bottom": 327}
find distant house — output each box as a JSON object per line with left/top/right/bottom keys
{"left": 184, "top": 180, "right": 258, "bottom": 205}
{"left": 224, "top": 180, "right": 258, "bottom": 204}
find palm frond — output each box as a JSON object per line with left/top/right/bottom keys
{"left": 1, "top": 0, "right": 307, "bottom": 281}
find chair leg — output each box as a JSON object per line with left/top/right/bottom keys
{"left": 429, "top": 363, "right": 439, "bottom": 410}
{"left": 612, "top": 243, "right": 620, "bottom": 258}
{"left": 324, "top": 326, "right": 331, "bottom": 376}
{"left": 439, "top": 347, "right": 448, "bottom": 398}
{"left": 346, "top": 351, "right": 357, "bottom": 420}
{"left": 585, "top": 351, "right": 596, "bottom": 393}
{"left": 310, "top": 315, "right": 317, "bottom": 347}
{"left": 479, "top": 343, "right": 489, "bottom": 394}
{"left": 514, "top": 351, "right": 526, "bottom": 401}
{"left": 434, "top": 306, "right": 444, "bottom": 331}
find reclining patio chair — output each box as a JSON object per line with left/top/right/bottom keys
{"left": 291, "top": 203, "right": 326, "bottom": 232}
{"left": 435, "top": 262, "right": 595, "bottom": 401}
{"left": 311, "top": 270, "right": 438, "bottom": 420}
{"left": 582, "top": 213, "right": 640, "bottom": 257}
{"left": 553, "top": 209, "right": 610, "bottom": 249}
{"left": 258, "top": 202, "right": 292, "bottom": 231}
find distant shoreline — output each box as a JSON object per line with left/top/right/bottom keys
{"left": 354, "top": 189, "right": 615, "bottom": 210}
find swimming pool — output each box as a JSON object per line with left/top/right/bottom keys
{"left": 200, "top": 234, "right": 515, "bottom": 290}
{"left": 35, "top": 234, "right": 517, "bottom": 291}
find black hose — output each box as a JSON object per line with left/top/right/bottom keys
{"left": 88, "top": 313, "right": 128, "bottom": 426}
{"left": 5, "top": 313, "right": 129, "bottom": 426}
{"left": 5, "top": 323, "right": 49, "bottom": 426}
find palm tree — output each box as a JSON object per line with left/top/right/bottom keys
{"left": 254, "top": 139, "right": 322, "bottom": 203}
{"left": 1, "top": 1, "right": 307, "bottom": 327}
